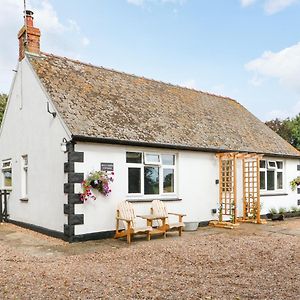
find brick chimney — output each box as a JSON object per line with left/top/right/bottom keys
{"left": 18, "top": 10, "right": 41, "bottom": 61}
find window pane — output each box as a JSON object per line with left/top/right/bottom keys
{"left": 268, "top": 161, "right": 276, "bottom": 168}
{"left": 145, "top": 154, "right": 160, "bottom": 164}
{"left": 260, "top": 171, "right": 266, "bottom": 190}
{"left": 128, "top": 168, "right": 141, "bottom": 193}
{"left": 277, "top": 172, "right": 283, "bottom": 189}
{"left": 267, "top": 170, "right": 275, "bottom": 190}
{"left": 162, "top": 155, "right": 175, "bottom": 165}
{"left": 163, "top": 169, "right": 174, "bottom": 193}
{"left": 144, "top": 166, "right": 159, "bottom": 194}
{"left": 276, "top": 161, "right": 283, "bottom": 169}
{"left": 126, "top": 152, "right": 142, "bottom": 164}
{"left": 4, "top": 170, "right": 12, "bottom": 187}
{"left": 260, "top": 160, "right": 266, "bottom": 168}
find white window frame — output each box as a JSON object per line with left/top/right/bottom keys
{"left": 260, "top": 159, "right": 284, "bottom": 193}
{"left": 2, "top": 159, "right": 12, "bottom": 190}
{"left": 126, "top": 151, "right": 177, "bottom": 198}
{"left": 21, "top": 155, "right": 28, "bottom": 198}
{"left": 144, "top": 153, "right": 161, "bottom": 165}
{"left": 267, "top": 160, "right": 277, "bottom": 169}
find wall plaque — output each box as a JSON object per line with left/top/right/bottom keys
{"left": 101, "top": 162, "right": 114, "bottom": 172}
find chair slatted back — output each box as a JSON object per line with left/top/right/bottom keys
{"left": 118, "top": 201, "right": 136, "bottom": 229}
{"left": 152, "top": 200, "right": 169, "bottom": 225}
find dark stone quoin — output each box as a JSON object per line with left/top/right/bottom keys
{"left": 63, "top": 141, "right": 84, "bottom": 242}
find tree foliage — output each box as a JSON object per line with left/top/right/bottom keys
{"left": 0, "top": 93, "right": 8, "bottom": 125}
{"left": 265, "top": 114, "right": 300, "bottom": 150}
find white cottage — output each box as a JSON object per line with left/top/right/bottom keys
{"left": 1, "top": 11, "right": 300, "bottom": 241}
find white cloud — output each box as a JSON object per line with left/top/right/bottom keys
{"left": 127, "top": 0, "right": 187, "bottom": 6}
{"left": 0, "top": 0, "right": 89, "bottom": 93}
{"left": 240, "top": 0, "right": 257, "bottom": 7}
{"left": 127, "top": 0, "right": 144, "bottom": 5}
{"left": 264, "top": 0, "right": 298, "bottom": 14}
{"left": 265, "top": 100, "right": 300, "bottom": 120}
{"left": 245, "top": 42, "right": 300, "bottom": 93}
{"left": 240, "top": 0, "right": 299, "bottom": 14}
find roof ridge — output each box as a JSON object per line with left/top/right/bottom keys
{"left": 35, "top": 51, "right": 237, "bottom": 103}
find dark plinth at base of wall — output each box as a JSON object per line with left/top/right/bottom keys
{"left": 69, "top": 230, "right": 115, "bottom": 243}
{"left": 6, "top": 215, "right": 271, "bottom": 243}
{"left": 8, "top": 219, "right": 66, "bottom": 240}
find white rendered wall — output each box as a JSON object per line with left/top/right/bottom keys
{"left": 0, "top": 58, "right": 70, "bottom": 232}
{"left": 74, "top": 142, "right": 300, "bottom": 235}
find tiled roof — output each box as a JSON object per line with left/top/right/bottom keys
{"left": 28, "top": 52, "right": 300, "bottom": 157}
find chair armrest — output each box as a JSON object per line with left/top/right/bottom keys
{"left": 116, "top": 217, "right": 131, "bottom": 222}
{"left": 168, "top": 212, "right": 186, "bottom": 217}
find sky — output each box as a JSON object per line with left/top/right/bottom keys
{"left": 1, "top": 0, "right": 300, "bottom": 121}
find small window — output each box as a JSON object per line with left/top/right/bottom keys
{"left": 268, "top": 161, "right": 276, "bottom": 169}
{"left": 277, "top": 172, "right": 283, "bottom": 190}
{"left": 144, "top": 153, "right": 161, "bottom": 165}
{"left": 163, "top": 169, "right": 174, "bottom": 193}
{"left": 128, "top": 168, "right": 141, "bottom": 194}
{"left": 161, "top": 154, "right": 175, "bottom": 165}
{"left": 260, "top": 160, "right": 266, "bottom": 168}
{"left": 126, "top": 152, "right": 142, "bottom": 164}
{"left": 260, "top": 171, "right": 266, "bottom": 190}
{"left": 21, "top": 155, "right": 28, "bottom": 198}
{"left": 144, "top": 166, "right": 159, "bottom": 194}
{"left": 276, "top": 161, "right": 283, "bottom": 169}
{"left": 2, "top": 159, "right": 12, "bottom": 189}
{"left": 267, "top": 170, "right": 275, "bottom": 190}
{"left": 127, "top": 151, "right": 176, "bottom": 196}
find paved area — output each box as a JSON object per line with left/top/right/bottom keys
{"left": 0, "top": 218, "right": 299, "bottom": 299}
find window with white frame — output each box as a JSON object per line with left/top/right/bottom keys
{"left": 126, "top": 152, "right": 176, "bottom": 196}
{"left": 2, "top": 159, "right": 12, "bottom": 189}
{"left": 21, "top": 155, "right": 28, "bottom": 198}
{"left": 260, "top": 160, "right": 284, "bottom": 191}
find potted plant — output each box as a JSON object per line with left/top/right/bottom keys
{"left": 290, "top": 176, "right": 300, "bottom": 191}
{"left": 286, "top": 206, "right": 300, "bottom": 218}
{"left": 268, "top": 207, "right": 284, "bottom": 221}
{"left": 81, "top": 170, "right": 114, "bottom": 202}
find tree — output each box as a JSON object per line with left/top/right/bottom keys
{"left": 0, "top": 93, "right": 8, "bottom": 125}
{"left": 265, "top": 115, "right": 300, "bottom": 150}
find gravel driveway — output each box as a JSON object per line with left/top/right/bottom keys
{"left": 0, "top": 219, "right": 299, "bottom": 300}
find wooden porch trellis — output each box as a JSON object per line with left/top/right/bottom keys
{"left": 240, "top": 154, "right": 263, "bottom": 224}
{"left": 210, "top": 152, "right": 264, "bottom": 229}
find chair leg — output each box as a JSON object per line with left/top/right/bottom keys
{"left": 127, "top": 222, "right": 131, "bottom": 244}
{"left": 179, "top": 227, "right": 182, "bottom": 237}
{"left": 147, "top": 231, "right": 151, "bottom": 241}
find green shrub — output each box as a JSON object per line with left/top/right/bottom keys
{"left": 290, "top": 206, "right": 298, "bottom": 213}
{"left": 269, "top": 208, "right": 277, "bottom": 214}
{"left": 278, "top": 207, "right": 287, "bottom": 214}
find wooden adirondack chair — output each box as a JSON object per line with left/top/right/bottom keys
{"left": 151, "top": 200, "right": 185, "bottom": 236}
{"left": 115, "top": 201, "right": 153, "bottom": 244}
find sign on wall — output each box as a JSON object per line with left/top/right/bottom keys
{"left": 101, "top": 162, "right": 114, "bottom": 172}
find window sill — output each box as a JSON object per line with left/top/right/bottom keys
{"left": 20, "top": 198, "right": 29, "bottom": 202}
{"left": 260, "top": 193, "right": 288, "bottom": 197}
{"left": 127, "top": 198, "right": 182, "bottom": 203}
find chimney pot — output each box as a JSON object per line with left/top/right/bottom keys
{"left": 25, "top": 10, "right": 34, "bottom": 27}
{"left": 18, "top": 10, "right": 41, "bottom": 61}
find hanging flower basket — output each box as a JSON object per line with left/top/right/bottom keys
{"left": 81, "top": 170, "right": 114, "bottom": 202}
{"left": 290, "top": 176, "right": 300, "bottom": 191}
